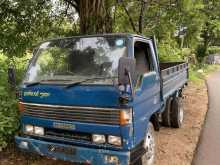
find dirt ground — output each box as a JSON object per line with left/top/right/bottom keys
{"left": 156, "top": 82, "right": 208, "bottom": 165}
{"left": 0, "top": 82, "right": 208, "bottom": 165}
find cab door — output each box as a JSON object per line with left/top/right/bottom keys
{"left": 132, "top": 39, "right": 161, "bottom": 145}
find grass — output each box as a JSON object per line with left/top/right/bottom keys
{"left": 189, "top": 64, "right": 220, "bottom": 85}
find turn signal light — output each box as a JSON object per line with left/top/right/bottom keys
{"left": 120, "top": 109, "right": 132, "bottom": 125}
{"left": 18, "top": 102, "right": 24, "bottom": 113}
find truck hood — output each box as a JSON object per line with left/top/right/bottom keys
{"left": 20, "top": 84, "right": 121, "bottom": 107}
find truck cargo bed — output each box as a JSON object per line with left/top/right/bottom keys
{"left": 160, "top": 62, "right": 188, "bottom": 99}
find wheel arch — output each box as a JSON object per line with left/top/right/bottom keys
{"left": 150, "top": 112, "right": 160, "bottom": 131}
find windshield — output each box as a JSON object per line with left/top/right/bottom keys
{"left": 24, "top": 36, "right": 128, "bottom": 84}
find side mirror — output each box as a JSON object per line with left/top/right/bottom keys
{"left": 118, "top": 57, "right": 136, "bottom": 85}
{"left": 8, "top": 67, "right": 16, "bottom": 87}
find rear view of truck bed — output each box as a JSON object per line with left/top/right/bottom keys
{"left": 160, "top": 62, "right": 188, "bottom": 99}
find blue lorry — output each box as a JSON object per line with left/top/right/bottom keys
{"left": 12, "top": 33, "right": 188, "bottom": 165}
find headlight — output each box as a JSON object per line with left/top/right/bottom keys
{"left": 92, "top": 134, "right": 106, "bottom": 144}
{"left": 34, "top": 126, "right": 44, "bottom": 135}
{"left": 108, "top": 135, "right": 122, "bottom": 146}
{"left": 120, "top": 109, "right": 132, "bottom": 125}
{"left": 24, "top": 124, "right": 34, "bottom": 134}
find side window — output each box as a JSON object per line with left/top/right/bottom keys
{"left": 134, "top": 41, "right": 155, "bottom": 85}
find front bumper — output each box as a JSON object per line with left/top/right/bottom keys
{"left": 15, "top": 136, "right": 130, "bottom": 165}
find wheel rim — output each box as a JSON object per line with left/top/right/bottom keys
{"left": 179, "top": 106, "right": 184, "bottom": 124}
{"left": 143, "top": 124, "right": 155, "bottom": 165}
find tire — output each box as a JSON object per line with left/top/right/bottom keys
{"left": 136, "top": 123, "right": 156, "bottom": 165}
{"left": 161, "top": 97, "right": 172, "bottom": 127}
{"left": 170, "top": 97, "right": 184, "bottom": 128}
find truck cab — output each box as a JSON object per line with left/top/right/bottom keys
{"left": 15, "top": 33, "right": 188, "bottom": 165}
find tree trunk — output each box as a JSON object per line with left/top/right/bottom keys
{"left": 138, "top": 0, "right": 147, "bottom": 34}
{"left": 78, "top": 0, "right": 113, "bottom": 34}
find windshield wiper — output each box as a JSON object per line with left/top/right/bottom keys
{"left": 25, "top": 79, "right": 67, "bottom": 87}
{"left": 25, "top": 81, "right": 42, "bottom": 87}
{"left": 65, "top": 77, "right": 116, "bottom": 89}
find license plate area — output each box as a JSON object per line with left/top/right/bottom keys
{"left": 47, "top": 144, "right": 76, "bottom": 155}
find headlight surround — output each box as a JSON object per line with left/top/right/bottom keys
{"left": 34, "top": 126, "right": 44, "bottom": 135}
{"left": 24, "top": 125, "right": 44, "bottom": 135}
{"left": 92, "top": 134, "right": 106, "bottom": 144}
{"left": 120, "top": 109, "right": 132, "bottom": 125}
{"left": 108, "top": 135, "right": 122, "bottom": 146}
{"left": 24, "top": 124, "right": 34, "bottom": 134}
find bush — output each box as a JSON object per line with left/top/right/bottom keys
{"left": 189, "top": 64, "right": 220, "bottom": 84}
{"left": 0, "top": 87, "right": 19, "bottom": 151}
{"left": 208, "top": 46, "right": 220, "bottom": 55}
{"left": 158, "top": 42, "right": 183, "bottom": 62}
{"left": 0, "top": 52, "right": 25, "bottom": 151}
{"left": 196, "top": 44, "right": 207, "bottom": 63}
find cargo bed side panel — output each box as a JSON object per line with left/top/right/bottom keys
{"left": 160, "top": 62, "right": 188, "bottom": 99}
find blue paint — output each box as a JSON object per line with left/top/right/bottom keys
{"left": 21, "top": 115, "right": 133, "bottom": 150}
{"left": 16, "top": 34, "right": 188, "bottom": 165}
{"left": 21, "top": 85, "right": 121, "bottom": 107}
{"left": 133, "top": 72, "right": 161, "bottom": 145}
{"left": 15, "top": 136, "right": 130, "bottom": 165}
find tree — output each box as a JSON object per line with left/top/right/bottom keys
{"left": 63, "top": 0, "right": 114, "bottom": 34}
{"left": 192, "top": 0, "right": 220, "bottom": 63}
{"left": 117, "top": 0, "right": 149, "bottom": 34}
{"left": 0, "top": 0, "right": 52, "bottom": 57}
{"left": 201, "top": 0, "right": 220, "bottom": 51}
{"left": 1, "top": 0, "right": 220, "bottom": 63}
{"left": 0, "top": 0, "right": 77, "bottom": 58}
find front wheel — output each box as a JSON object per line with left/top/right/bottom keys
{"left": 136, "top": 123, "right": 156, "bottom": 165}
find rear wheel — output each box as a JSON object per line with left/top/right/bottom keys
{"left": 136, "top": 123, "right": 156, "bottom": 165}
{"left": 161, "top": 97, "right": 172, "bottom": 127}
{"left": 170, "top": 97, "right": 184, "bottom": 128}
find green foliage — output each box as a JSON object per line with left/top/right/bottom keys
{"left": 201, "top": 1, "right": 220, "bottom": 46}
{"left": 189, "top": 67, "right": 204, "bottom": 84}
{"left": 0, "top": 87, "right": 19, "bottom": 151}
{"left": 208, "top": 46, "right": 220, "bottom": 55}
{"left": 0, "top": 0, "right": 77, "bottom": 58}
{"left": 158, "top": 41, "right": 182, "bottom": 62}
{"left": 1, "top": 0, "right": 220, "bottom": 63}
{"left": 0, "top": 0, "right": 50, "bottom": 57}
{"left": 189, "top": 64, "right": 220, "bottom": 85}
{"left": 0, "top": 53, "right": 20, "bottom": 150}
{"left": 113, "top": 0, "right": 209, "bottom": 62}
{"left": 196, "top": 44, "right": 207, "bottom": 63}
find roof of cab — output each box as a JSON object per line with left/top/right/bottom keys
{"left": 45, "top": 33, "right": 151, "bottom": 42}
{"left": 34, "top": 33, "right": 152, "bottom": 48}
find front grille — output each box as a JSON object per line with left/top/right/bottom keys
{"left": 22, "top": 102, "right": 121, "bottom": 125}
{"left": 45, "top": 128, "right": 92, "bottom": 142}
